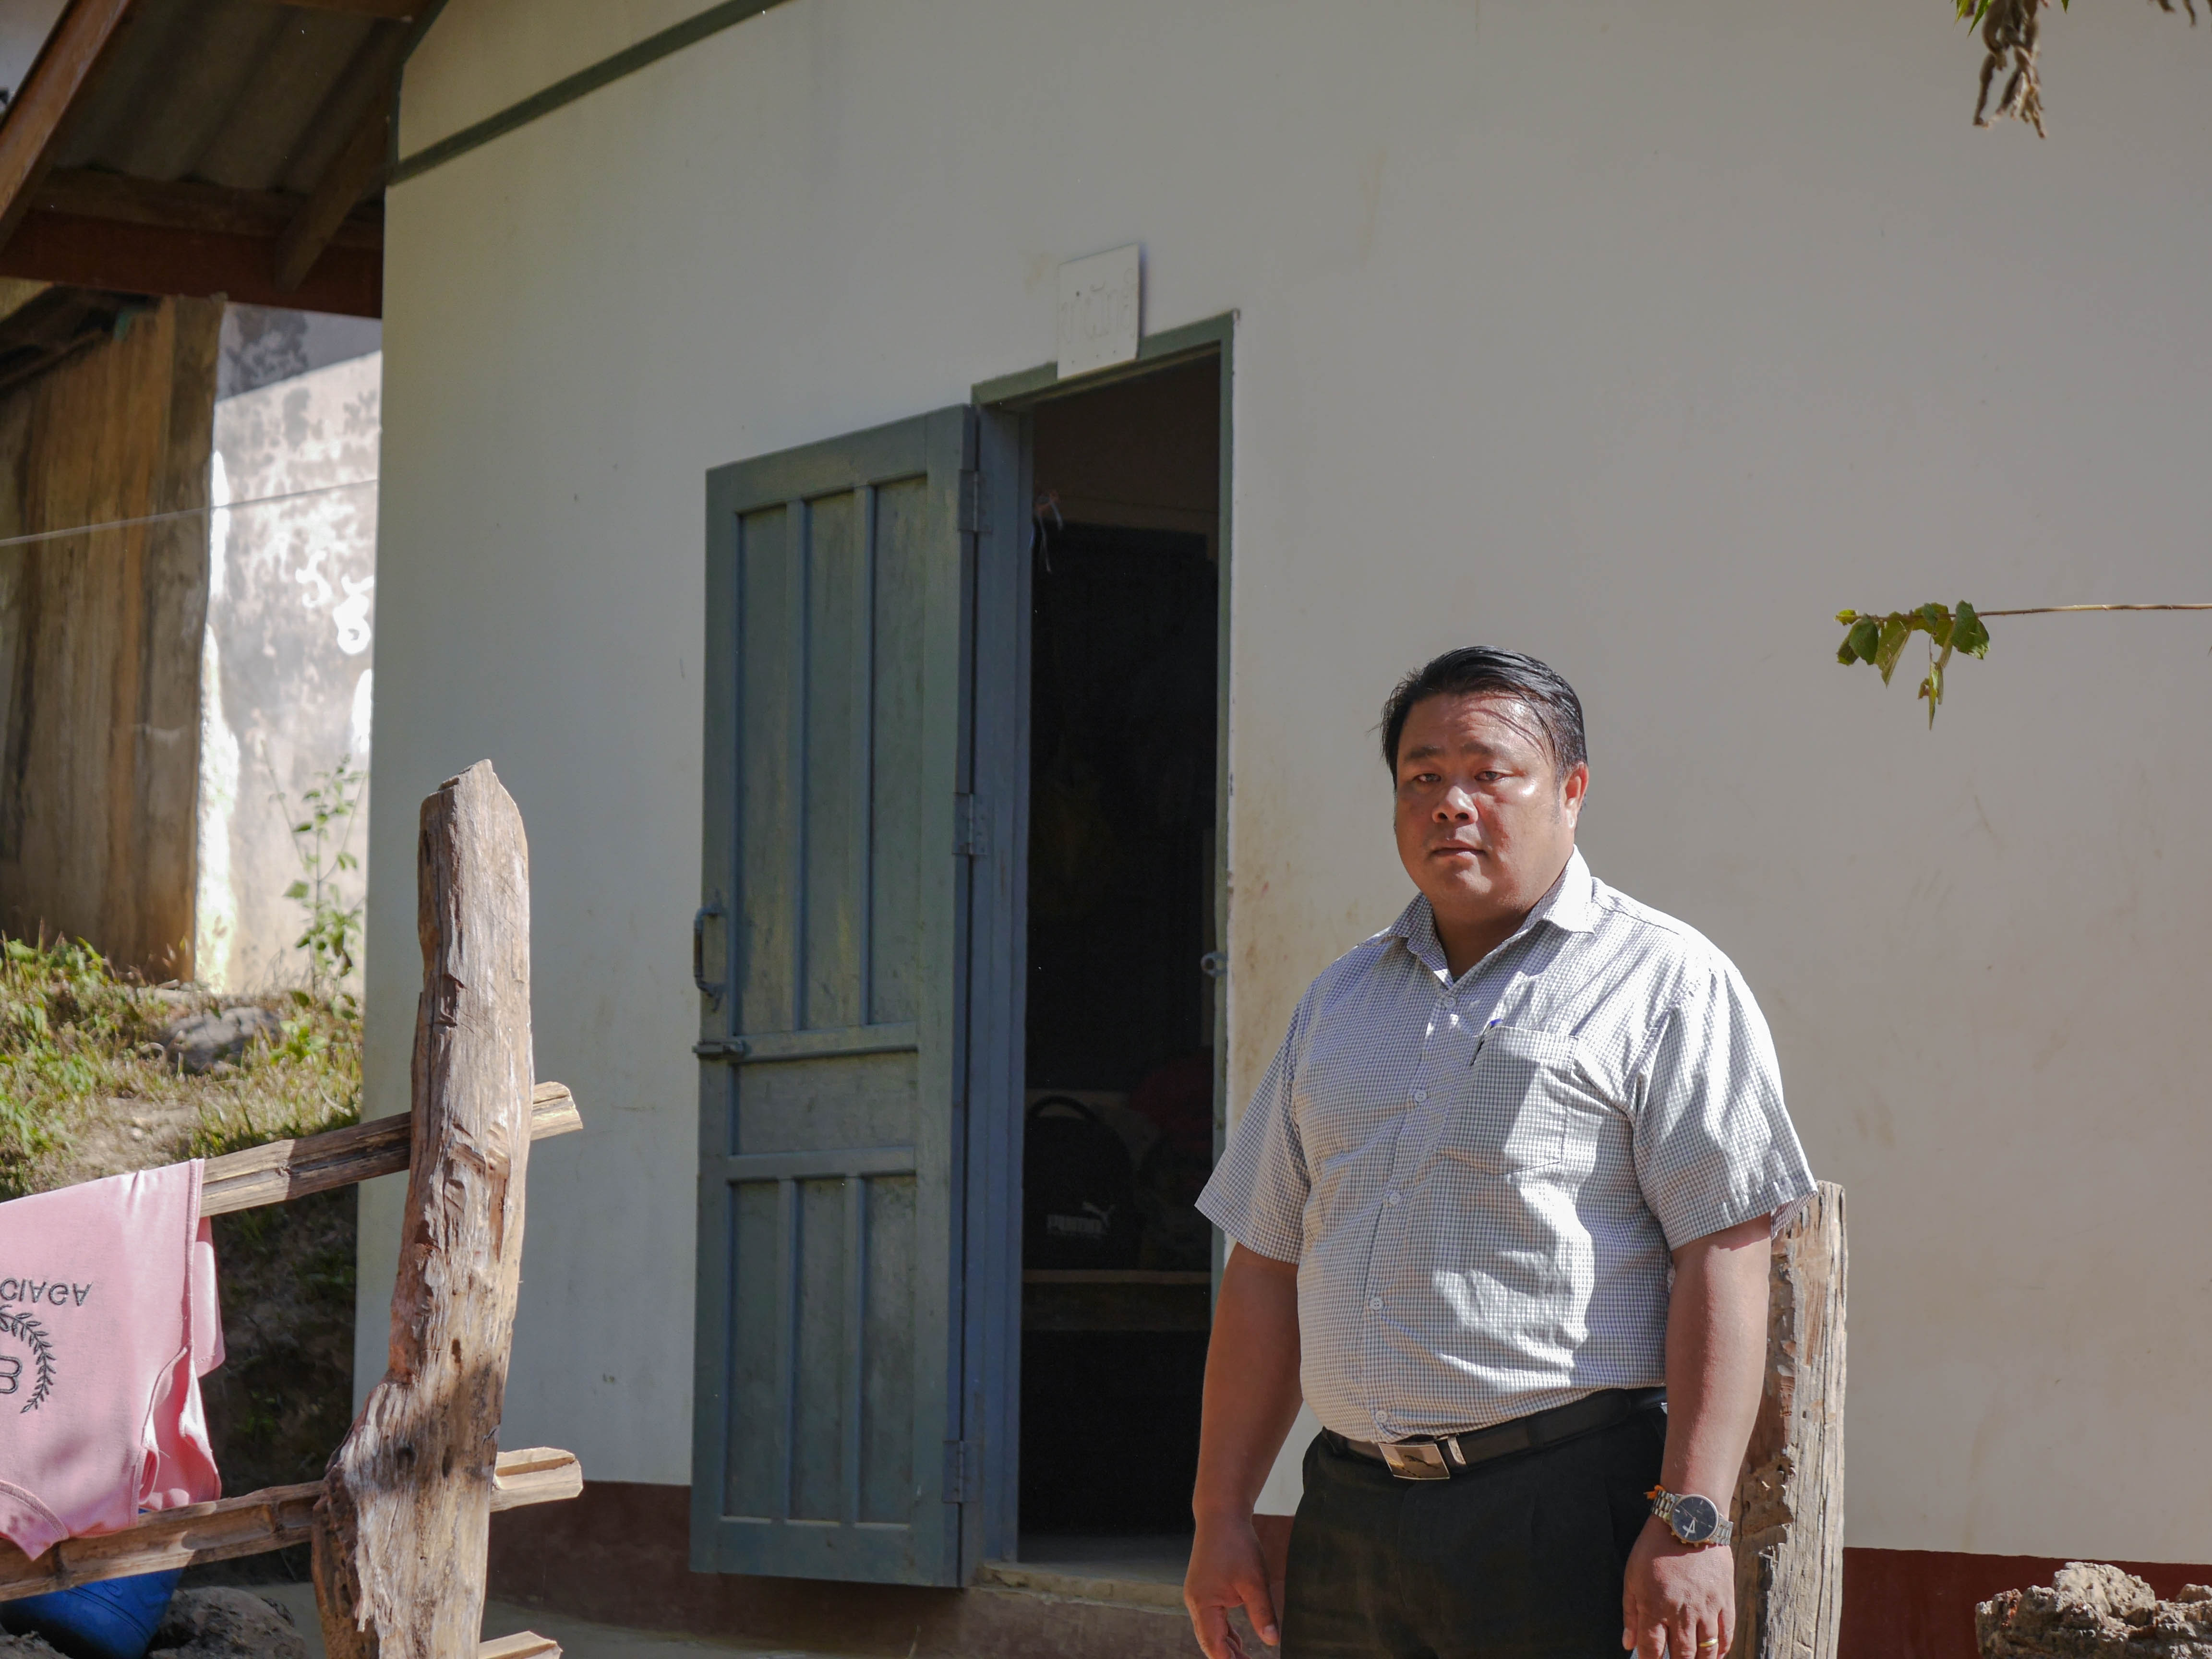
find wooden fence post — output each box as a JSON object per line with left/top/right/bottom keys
{"left": 1731, "top": 1181, "right": 1848, "bottom": 1659}
{"left": 312, "top": 762, "right": 536, "bottom": 1659}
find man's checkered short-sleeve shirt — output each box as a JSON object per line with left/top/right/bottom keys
{"left": 1199, "top": 849, "right": 1814, "bottom": 1444}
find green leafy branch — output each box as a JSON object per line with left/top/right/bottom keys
{"left": 1834, "top": 602, "right": 1991, "bottom": 726}
{"left": 268, "top": 755, "right": 366, "bottom": 1000}
{"left": 1836, "top": 602, "right": 2212, "bottom": 726}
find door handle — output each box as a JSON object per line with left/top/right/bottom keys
{"left": 693, "top": 894, "right": 727, "bottom": 1010}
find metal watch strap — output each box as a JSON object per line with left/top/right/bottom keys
{"left": 1649, "top": 1487, "right": 1734, "bottom": 1547}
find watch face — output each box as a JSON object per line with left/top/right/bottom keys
{"left": 1671, "top": 1494, "right": 1721, "bottom": 1544}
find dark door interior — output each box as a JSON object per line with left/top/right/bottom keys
{"left": 1016, "top": 358, "right": 1221, "bottom": 1559}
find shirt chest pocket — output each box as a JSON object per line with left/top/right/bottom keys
{"left": 1446, "top": 1025, "right": 1609, "bottom": 1177}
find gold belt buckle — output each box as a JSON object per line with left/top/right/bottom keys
{"left": 1377, "top": 1440, "right": 1452, "bottom": 1481}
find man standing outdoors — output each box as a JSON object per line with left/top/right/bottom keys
{"left": 1185, "top": 649, "right": 1814, "bottom": 1659}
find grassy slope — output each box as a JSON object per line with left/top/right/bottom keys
{"left": 0, "top": 936, "right": 361, "bottom": 1500}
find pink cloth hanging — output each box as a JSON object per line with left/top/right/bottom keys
{"left": 0, "top": 1161, "right": 224, "bottom": 1559}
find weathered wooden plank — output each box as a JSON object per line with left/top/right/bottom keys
{"left": 313, "top": 762, "right": 536, "bottom": 1659}
{"left": 0, "top": 295, "right": 220, "bottom": 971}
{"left": 200, "top": 1082, "right": 579, "bottom": 1216}
{"left": 1731, "top": 1182, "right": 1847, "bottom": 1659}
{"left": 0, "top": 1450, "right": 579, "bottom": 1604}
{"left": 735, "top": 503, "right": 800, "bottom": 1036}
{"left": 0, "top": 0, "right": 139, "bottom": 251}
{"left": 476, "top": 1635, "right": 559, "bottom": 1659}
{"left": 865, "top": 475, "right": 927, "bottom": 1027}
{"left": 488, "top": 1448, "right": 584, "bottom": 1510}
{"left": 802, "top": 488, "right": 867, "bottom": 1031}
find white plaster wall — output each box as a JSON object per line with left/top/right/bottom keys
{"left": 197, "top": 353, "right": 380, "bottom": 994}
{"left": 368, "top": 0, "right": 2212, "bottom": 1561}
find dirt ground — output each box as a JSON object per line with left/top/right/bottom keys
{"left": 42, "top": 1058, "right": 204, "bottom": 1187}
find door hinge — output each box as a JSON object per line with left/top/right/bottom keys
{"left": 943, "top": 1439, "right": 982, "bottom": 1504}
{"left": 957, "top": 469, "right": 986, "bottom": 535}
{"left": 955, "top": 793, "right": 991, "bottom": 857}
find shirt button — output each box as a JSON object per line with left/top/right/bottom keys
{"left": 1411, "top": 1088, "right": 1428, "bottom": 1103}
{"left": 1386, "top": 1190, "right": 1403, "bottom": 1207}
{"left": 1368, "top": 1296, "right": 1383, "bottom": 1312}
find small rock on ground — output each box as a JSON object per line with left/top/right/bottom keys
{"left": 1979, "top": 1563, "right": 2212, "bottom": 1657}
{"left": 150, "top": 1587, "right": 307, "bottom": 1659}
{"left": 160, "top": 1008, "right": 284, "bottom": 1076}
{"left": 0, "top": 1634, "right": 60, "bottom": 1655}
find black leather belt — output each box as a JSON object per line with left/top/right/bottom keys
{"left": 1324, "top": 1388, "right": 1664, "bottom": 1481}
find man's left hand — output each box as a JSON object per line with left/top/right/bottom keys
{"left": 1622, "top": 1515, "right": 1734, "bottom": 1658}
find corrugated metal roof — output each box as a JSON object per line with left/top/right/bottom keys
{"left": 55, "top": 0, "right": 409, "bottom": 200}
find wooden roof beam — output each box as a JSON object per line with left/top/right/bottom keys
{"left": 274, "top": 96, "right": 391, "bottom": 293}
{"left": 0, "top": 0, "right": 141, "bottom": 251}
{"left": 0, "top": 207, "right": 382, "bottom": 315}
{"left": 35, "top": 168, "right": 382, "bottom": 250}
{"left": 279, "top": 0, "right": 421, "bottom": 18}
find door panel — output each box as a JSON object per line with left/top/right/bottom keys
{"left": 695, "top": 407, "right": 975, "bottom": 1586}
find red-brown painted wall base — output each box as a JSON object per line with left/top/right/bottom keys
{"left": 491, "top": 1486, "right": 2212, "bottom": 1659}
{"left": 1840, "top": 1548, "right": 2212, "bottom": 1659}
{"left": 487, "top": 1481, "right": 1191, "bottom": 1659}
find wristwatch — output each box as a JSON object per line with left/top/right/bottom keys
{"left": 1647, "top": 1486, "right": 1733, "bottom": 1547}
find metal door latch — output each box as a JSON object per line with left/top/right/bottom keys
{"left": 692, "top": 894, "right": 727, "bottom": 1010}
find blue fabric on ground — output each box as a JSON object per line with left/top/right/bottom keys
{"left": 0, "top": 1567, "right": 183, "bottom": 1659}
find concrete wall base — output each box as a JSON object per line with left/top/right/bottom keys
{"left": 491, "top": 1480, "right": 2212, "bottom": 1659}
{"left": 486, "top": 1480, "right": 1194, "bottom": 1659}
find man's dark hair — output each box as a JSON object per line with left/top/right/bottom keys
{"left": 1379, "top": 648, "right": 1588, "bottom": 776}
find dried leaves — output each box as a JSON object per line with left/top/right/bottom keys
{"left": 1964, "top": 0, "right": 2051, "bottom": 134}
{"left": 1959, "top": 0, "right": 2200, "bottom": 136}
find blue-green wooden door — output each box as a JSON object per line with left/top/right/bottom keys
{"left": 694, "top": 408, "right": 977, "bottom": 1586}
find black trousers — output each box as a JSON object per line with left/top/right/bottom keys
{"left": 1283, "top": 1406, "right": 1666, "bottom": 1659}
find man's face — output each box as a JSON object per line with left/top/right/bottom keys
{"left": 1392, "top": 691, "right": 1588, "bottom": 931}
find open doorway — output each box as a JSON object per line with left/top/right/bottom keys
{"left": 1013, "top": 354, "right": 1222, "bottom": 1576}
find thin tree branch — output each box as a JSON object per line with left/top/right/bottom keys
{"left": 1972, "top": 603, "right": 2212, "bottom": 616}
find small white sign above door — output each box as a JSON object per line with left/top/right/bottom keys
{"left": 1057, "top": 245, "right": 1142, "bottom": 379}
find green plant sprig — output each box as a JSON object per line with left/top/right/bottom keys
{"left": 1835, "top": 602, "right": 1992, "bottom": 726}
{"left": 1834, "top": 602, "right": 2212, "bottom": 727}
{"left": 269, "top": 755, "right": 366, "bottom": 999}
